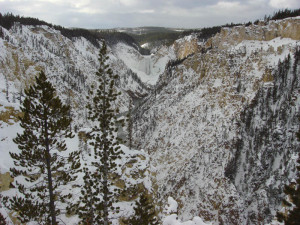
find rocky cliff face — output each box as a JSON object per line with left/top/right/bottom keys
{"left": 173, "top": 35, "right": 199, "bottom": 60}
{"left": 208, "top": 17, "right": 300, "bottom": 50}
{"left": 133, "top": 17, "right": 300, "bottom": 224}
{"left": 227, "top": 49, "right": 300, "bottom": 224}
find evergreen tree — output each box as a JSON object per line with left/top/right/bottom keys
{"left": 277, "top": 153, "right": 300, "bottom": 224}
{"left": 124, "top": 191, "right": 158, "bottom": 225}
{"left": 0, "top": 213, "right": 6, "bottom": 225}
{"left": 74, "top": 42, "right": 124, "bottom": 225}
{"left": 0, "top": 195, "right": 7, "bottom": 225}
{"left": 3, "top": 71, "right": 80, "bottom": 225}
{"left": 0, "top": 27, "right": 3, "bottom": 39}
{"left": 276, "top": 122, "right": 300, "bottom": 224}
{"left": 127, "top": 98, "right": 133, "bottom": 149}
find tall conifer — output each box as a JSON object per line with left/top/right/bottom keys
{"left": 127, "top": 98, "right": 133, "bottom": 149}
{"left": 3, "top": 71, "right": 80, "bottom": 225}
{"left": 124, "top": 191, "right": 158, "bottom": 225}
{"left": 276, "top": 119, "right": 300, "bottom": 224}
{"left": 0, "top": 214, "right": 6, "bottom": 225}
{"left": 74, "top": 42, "right": 123, "bottom": 225}
{"left": 0, "top": 195, "right": 7, "bottom": 225}
{"left": 277, "top": 155, "right": 300, "bottom": 224}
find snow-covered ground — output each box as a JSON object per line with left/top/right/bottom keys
{"left": 133, "top": 17, "right": 300, "bottom": 224}
{"left": 0, "top": 76, "right": 210, "bottom": 224}
{"left": 163, "top": 197, "right": 210, "bottom": 225}
{"left": 0, "top": 102, "right": 153, "bottom": 224}
{"left": 0, "top": 24, "right": 152, "bottom": 224}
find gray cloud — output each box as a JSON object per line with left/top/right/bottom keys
{"left": 0, "top": 0, "right": 299, "bottom": 28}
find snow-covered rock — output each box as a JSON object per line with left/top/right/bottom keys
{"left": 133, "top": 17, "right": 300, "bottom": 224}
{"left": 163, "top": 197, "right": 211, "bottom": 225}
{"left": 0, "top": 22, "right": 154, "bottom": 224}
{"left": 0, "top": 23, "right": 150, "bottom": 129}
{"left": 174, "top": 34, "right": 199, "bottom": 60}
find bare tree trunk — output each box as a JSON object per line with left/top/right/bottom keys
{"left": 5, "top": 75, "right": 9, "bottom": 102}
{"left": 103, "top": 155, "right": 109, "bottom": 225}
{"left": 128, "top": 99, "right": 133, "bottom": 149}
{"left": 44, "top": 117, "right": 57, "bottom": 225}
{"left": 102, "top": 74, "right": 109, "bottom": 225}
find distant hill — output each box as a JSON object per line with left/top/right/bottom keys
{"left": 2, "top": 8, "right": 299, "bottom": 51}
{"left": 115, "top": 26, "right": 187, "bottom": 35}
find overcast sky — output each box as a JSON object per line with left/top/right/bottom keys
{"left": 0, "top": 0, "right": 299, "bottom": 29}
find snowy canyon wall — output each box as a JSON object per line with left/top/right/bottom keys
{"left": 133, "top": 17, "right": 300, "bottom": 224}
{"left": 0, "top": 17, "right": 300, "bottom": 225}
{"left": 0, "top": 23, "right": 157, "bottom": 225}
{"left": 0, "top": 23, "right": 150, "bottom": 127}
{"left": 226, "top": 49, "right": 300, "bottom": 224}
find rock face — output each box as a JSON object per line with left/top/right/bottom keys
{"left": 210, "top": 17, "right": 300, "bottom": 50}
{"left": 133, "top": 18, "right": 300, "bottom": 224}
{"left": 173, "top": 35, "right": 199, "bottom": 60}
{"left": 227, "top": 51, "right": 300, "bottom": 224}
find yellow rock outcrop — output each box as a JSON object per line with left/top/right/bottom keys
{"left": 173, "top": 36, "right": 199, "bottom": 60}
{"left": 210, "top": 17, "right": 300, "bottom": 50}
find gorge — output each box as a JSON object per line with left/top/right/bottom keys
{"left": 0, "top": 14, "right": 300, "bottom": 225}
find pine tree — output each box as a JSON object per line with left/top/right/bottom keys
{"left": 0, "top": 195, "right": 7, "bottom": 225}
{"left": 276, "top": 153, "right": 300, "bottom": 224}
{"left": 276, "top": 122, "right": 300, "bottom": 224}
{"left": 124, "top": 191, "right": 158, "bottom": 225}
{"left": 74, "top": 42, "right": 124, "bottom": 225}
{"left": 0, "top": 213, "right": 6, "bottom": 225}
{"left": 127, "top": 98, "right": 133, "bottom": 149}
{"left": 3, "top": 71, "right": 80, "bottom": 225}
{"left": 0, "top": 27, "right": 3, "bottom": 39}
{"left": 5, "top": 75, "right": 9, "bottom": 102}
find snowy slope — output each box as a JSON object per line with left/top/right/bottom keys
{"left": 228, "top": 50, "right": 300, "bottom": 224}
{"left": 133, "top": 17, "right": 300, "bottom": 224}
{"left": 0, "top": 130, "right": 154, "bottom": 225}
{"left": 0, "top": 80, "right": 154, "bottom": 224}
{"left": 0, "top": 22, "right": 153, "bottom": 224}
{"left": 0, "top": 23, "right": 150, "bottom": 128}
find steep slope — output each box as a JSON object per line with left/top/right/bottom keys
{"left": 0, "top": 22, "right": 155, "bottom": 224}
{"left": 0, "top": 112, "right": 154, "bottom": 224}
{"left": 0, "top": 23, "right": 150, "bottom": 126}
{"left": 226, "top": 49, "right": 300, "bottom": 224}
{"left": 133, "top": 17, "right": 300, "bottom": 224}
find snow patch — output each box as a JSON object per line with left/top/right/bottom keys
{"left": 163, "top": 197, "right": 210, "bottom": 225}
